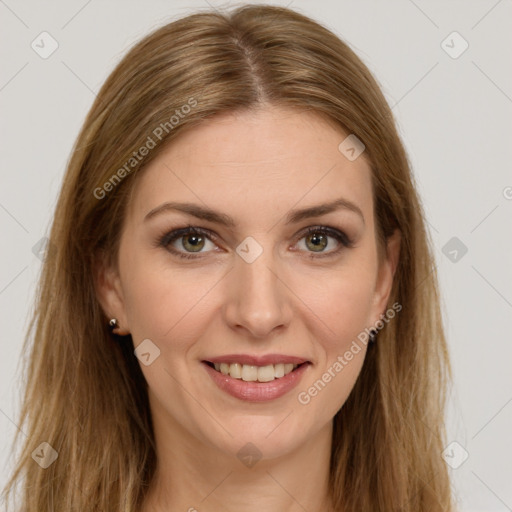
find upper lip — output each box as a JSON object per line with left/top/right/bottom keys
{"left": 204, "top": 354, "right": 310, "bottom": 366}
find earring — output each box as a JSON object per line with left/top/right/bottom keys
{"left": 368, "top": 328, "right": 378, "bottom": 345}
{"left": 109, "top": 318, "right": 119, "bottom": 330}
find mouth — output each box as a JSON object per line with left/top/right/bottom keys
{"left": 201, "top": 357, "right": 312, "bottom": 402}
{"left": 203, "top": 360, "right": 309, "bottom": 383}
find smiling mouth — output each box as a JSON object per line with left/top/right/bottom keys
{"left": 203, "top": 361, "right": 309, "bottom": 382}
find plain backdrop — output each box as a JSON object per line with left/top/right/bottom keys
{"left": 1, "top": 1, "right": 511, "bottom": 510}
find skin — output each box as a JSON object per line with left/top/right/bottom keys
{"left": 96, "top": 105, "right": 400, "bottom": 512}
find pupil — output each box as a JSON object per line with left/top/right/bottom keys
{"left": 308, "top": 233, "right": 326, "bottom": 252}
{"left": 185, "top": 234, "right": 204, "bottom": 252}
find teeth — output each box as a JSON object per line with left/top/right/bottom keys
{"left": 229, "top": 363, "right": 242, "bottom": 379}
{"left": 241, "top": 365, "right": 258, "bottom": 382}
{"left": 257, "top": 365, "right": 275, "bottom": 382}
{"left": 210, "top": 362, "right": 300, "bottom": 381}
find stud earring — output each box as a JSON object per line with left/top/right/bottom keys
{"left": 368, "top": 328, "right": 378, "bottom": 345}
{"left": 109, "top": 318, "right": 119, "bottom": 330}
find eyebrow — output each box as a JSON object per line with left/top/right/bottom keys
{"left": 144, "top": 197, "right": 365, "bottom": 226}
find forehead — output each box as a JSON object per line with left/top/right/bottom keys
{"left": 128, "top": 106, "right": 374, "bottom": 227}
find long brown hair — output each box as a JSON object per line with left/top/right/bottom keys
{"left": 2, "top": 4, "right": 452, "bottom": 511}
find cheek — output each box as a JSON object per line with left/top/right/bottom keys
{"left": 294, "top": 268, "right": 374, "bottom": 418}
{"left": 121, "top": 241, "right": 377, "bottom": 349}
{"left": 305, "top": 262, "right": 377, "bottom": 348}
{"left": 119, "top": 248, "right": 225, "bottom": 344}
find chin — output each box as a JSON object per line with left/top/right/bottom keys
{"left": 202, "top": 416, "right": 310, "bottom": 463}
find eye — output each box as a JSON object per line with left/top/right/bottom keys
{"left": 294, "top": 226, "right": 354, "bottom": 258}
{"left": 157, "top": 224, "right": 354, "bottom": 260}
{"left": 158, "top": 226, "right": 218, "bottom": 259}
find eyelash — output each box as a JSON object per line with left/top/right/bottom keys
{"left": 157, "top": 224, "right": 354, "bottom": 260}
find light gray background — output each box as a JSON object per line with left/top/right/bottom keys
{"left": 1, "top": 1, "right": 511, "bottom": 510}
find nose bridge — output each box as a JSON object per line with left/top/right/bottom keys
{"left": 224, "top": 239, "right": 291, "bottom": 338}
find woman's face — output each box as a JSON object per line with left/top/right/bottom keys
{"left": 98, "top": 105, "right": 399, "bottom": 461}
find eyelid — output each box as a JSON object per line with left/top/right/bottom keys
{"left": 157, "top": 224, "right": 354, "bottom": 259}
{"left": 159, "top": 225, "right": 218, "bottom": 247}
{"left": 298, "top": 225, "right": 354, "bottom": 248}
{"left": 158, "top": 225, "right": 219, "bottom": 259}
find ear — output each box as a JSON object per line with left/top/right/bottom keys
{"left": 93, "top": 251, "right": 131, "bottom": 335}
{"left": 370, "top": 229, "right": 401, "bottom": 323}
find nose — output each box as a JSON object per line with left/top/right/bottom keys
{"left": 223, "top": 247, "right": 293, "bottom": 339}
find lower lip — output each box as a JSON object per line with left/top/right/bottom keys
{"left": 202, "top": 362, "right": 310, "bottom": 402}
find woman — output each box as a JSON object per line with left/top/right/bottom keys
{"left": 2, "top": 4, "right": 453, "bottom": 511}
